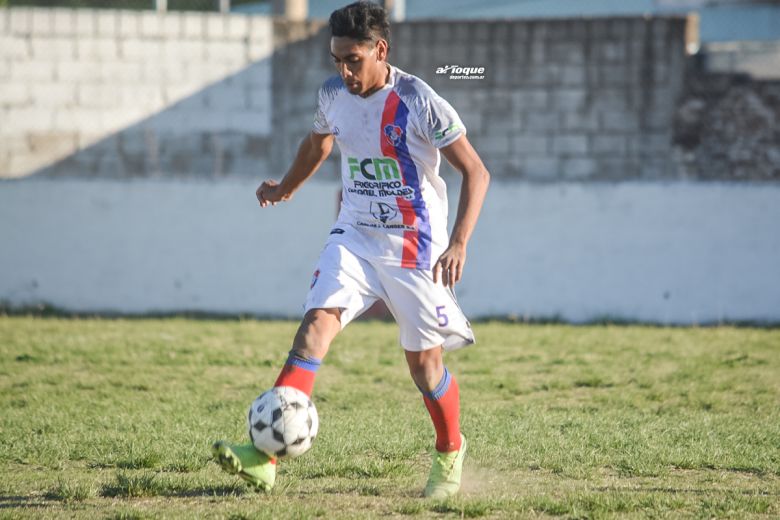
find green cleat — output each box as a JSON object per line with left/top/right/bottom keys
{"left": 211, "top": 441, "right": 276, "bottom": 492}
{"left": 424, "top": 434, "right": 467, "bottom": 499}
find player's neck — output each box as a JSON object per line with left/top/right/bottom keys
{"left": 359, "top": 63, "right": 391, "bottom": 99}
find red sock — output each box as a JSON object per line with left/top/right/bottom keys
{"left": 421, "top": 368, "right": 462, "bottom": 453}
{"left": 273, "top": 353, "right": 321, "bottom": 397}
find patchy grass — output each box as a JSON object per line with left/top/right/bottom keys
{"left": 0, "top": 317, "right": 778, "bottom": 518}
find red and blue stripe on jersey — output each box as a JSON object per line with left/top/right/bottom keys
{"left": 380, "top": 90, "right": 432, "bottom": 270}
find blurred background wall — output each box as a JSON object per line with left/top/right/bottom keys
{"left": 1, "top": 1, "right": 779, "bottom": 323}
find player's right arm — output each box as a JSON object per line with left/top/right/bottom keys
{"left": 256, "top": 131, "right": 334, "bottom": 207}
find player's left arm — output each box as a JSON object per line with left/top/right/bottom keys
{"left": 435, "top": 135, "right": 490, "bottom": 287}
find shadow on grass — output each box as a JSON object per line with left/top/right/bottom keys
{"left": 100, "top": 471, "right": 247, "bottom": 499}
{"left": 0, "top": 495, "right": 57, "bottom": 510}
{"left": 162, "top": 485, "right": 250, "bottom": 498}
{"left": 3, "top": 301, "right": 780, "bottom": 327}
{"left": 0, "top": 301, "right": 290, "bottom": 322}
{"left": 593, "top": 486, "right": 780, "bottom": 497}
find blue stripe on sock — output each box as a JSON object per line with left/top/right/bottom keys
{"left": 286, "top": 353, "right": 321, "bottom": 372}
{"left": 420, "top": 367, "right": 451, "bottom": 401}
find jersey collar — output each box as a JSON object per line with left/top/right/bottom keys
{"left": 353, "top": 63, "right": 397, "bottom": 102}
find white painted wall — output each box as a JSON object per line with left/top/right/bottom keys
{"left": 1, "top": 179, "right": 779, "bottom": 323}
{"left": 465, "top": 182, "right": 780, "bottom": 324}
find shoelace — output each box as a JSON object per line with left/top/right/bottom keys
{"left": 433, "top": 451, "right": 458, "bottom": 477}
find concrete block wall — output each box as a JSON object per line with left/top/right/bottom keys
{"left": 6, "top": 10, "right": 775, "bottom": 183}
{"left": 271, "top": 17, "right": 689, "bottom": 182}
{"left": 270, "top": 19, "right": 331, "bottom": 178}
{"left": 1, "top": 10, "right": 778, "bottom": 321}
{"left": 0, "top": 7, "right": 273, "bottom": 178}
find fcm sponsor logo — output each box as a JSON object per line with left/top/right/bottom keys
{"left": 348, "top": 157, "right": 401, "bottom": 180}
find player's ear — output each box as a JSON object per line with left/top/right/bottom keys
{"left": 376, "top": 39, "right": 388, "bottom": 62}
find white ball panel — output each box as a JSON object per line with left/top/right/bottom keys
{"left": 247, "top": 386, "right": 319, "bottom": 459}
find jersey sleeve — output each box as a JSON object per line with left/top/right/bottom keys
{"left": 312, "top": 75, "right": 344, "bottom": 135}
{"left": 418, "top": 91, "right": 467, "bottom": 149}
{"left": 311, "top": 85, "right": 331, "bottom": 135}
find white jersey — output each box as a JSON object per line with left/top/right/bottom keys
{"left": 312, "top": 64, "right": 466, "bottom": 270}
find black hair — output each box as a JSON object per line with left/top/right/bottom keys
{"left": 329, "top": 1, "right": 391, "bottom": 51}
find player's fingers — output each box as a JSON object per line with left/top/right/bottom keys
{"left": 441, "top": 258, "right": 452, "bottom": 286}
{"left": 262, "top": 189, "right": 276, "bottom": 207}
{"left": 453, "top": 261, "right": 463, "bottom": 284}
{"left": 433, "top": 260, "right": 441, "bottom": 284}
{"left": 257, "top": 181, "right": 277, "bottom": 207}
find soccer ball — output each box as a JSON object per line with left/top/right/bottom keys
{"left": 247, "top": 386, "right": 319, "bottom": 459}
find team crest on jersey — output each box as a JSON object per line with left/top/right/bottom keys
{"left": 310, "top": 269, "right": 320, "bottom": 289}
{"left": 383, "top": 124, "right": 404, "bottom": 147}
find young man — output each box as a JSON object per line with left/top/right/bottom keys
{"left": 212, "top": 1, "right": 490, "bottom": 499}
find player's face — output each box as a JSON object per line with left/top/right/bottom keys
{"left": 330, "top": 36, "right": 387, "bottom": 97}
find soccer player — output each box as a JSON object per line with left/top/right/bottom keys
{"left": 212, "top": 1, "right": 490, "bottom": 498}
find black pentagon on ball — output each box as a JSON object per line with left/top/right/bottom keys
{"left": 272, "top": 407, "right": 283, "bottom": 423}
{"left": 306, "top": 415, "right": 312, "bottom": 429}
{"left": 253, "top": 419, "right": 269, "bottom": 432}
{"left": 292, "top": 436, "right": 306, "bottom": 445}
{"left": 276, "top": 447, "right": 287, "bottom": 458}
{"left": 272, "top": 428, "right": 285, "bottom": 444}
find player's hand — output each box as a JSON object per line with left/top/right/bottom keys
{"left": 256, "top": 180, "right": 286, "bottom": 208}
{"left": 433, "top": 242, "right": 467, "bottom": 287}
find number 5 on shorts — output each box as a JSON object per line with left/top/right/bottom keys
{"left": 436, "top": 305, "right": 448, "bottom": 327}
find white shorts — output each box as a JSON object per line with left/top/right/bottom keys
{"left": 304, "top": 243, "right": 475, "bottom": 352}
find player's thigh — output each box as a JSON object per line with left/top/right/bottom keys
{"left": 377, "top": 266, "right": 475, "bottom": 352}
{"left": 304, "top": 242, "right": 386, "bottom": 330}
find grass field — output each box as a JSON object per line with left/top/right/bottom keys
{"left": 1, "top": 317, "right": 778, "bottom": 519}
